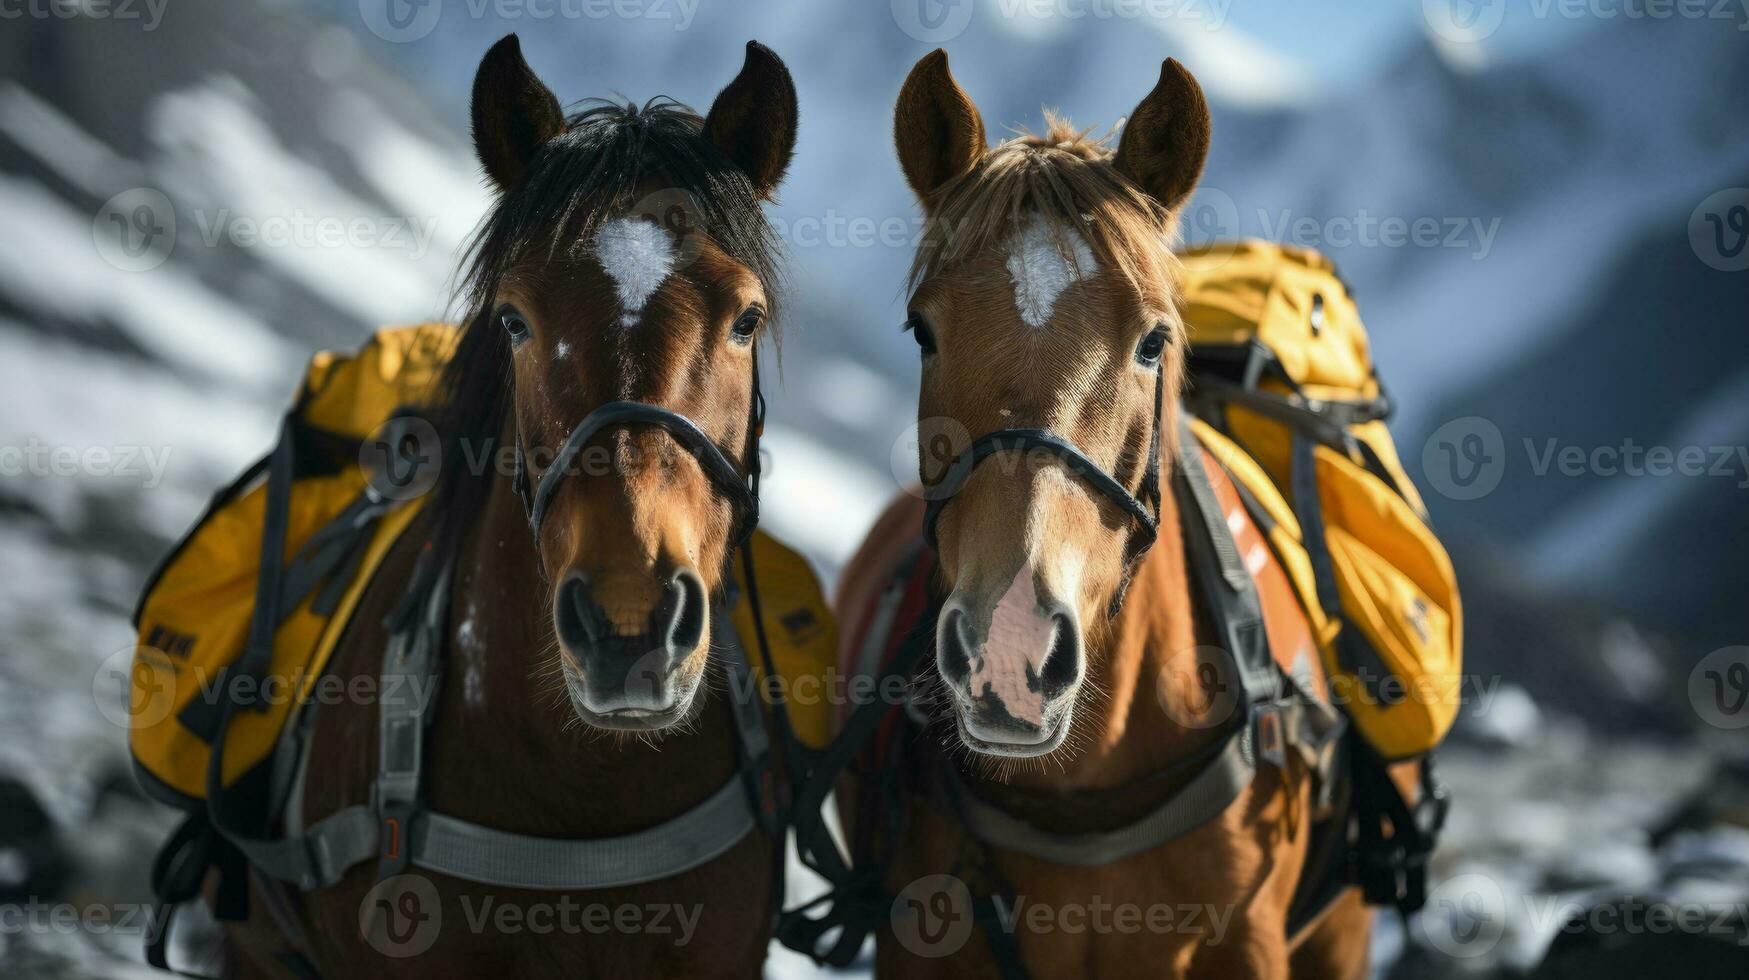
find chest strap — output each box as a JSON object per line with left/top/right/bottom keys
{"left": 227, "top": 566, "right": 764, "bottom": 893}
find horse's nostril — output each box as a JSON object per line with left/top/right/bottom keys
{"left": 554, "top": 573, "right": 600, "bottom": 654}
{"left": 937, "top": 608, "right": 973, "bottom": 688}
{"left": 1038, "top": 612, "right": 1081, "bottom": 701}
{"left": 660, "top": 569, "right": 707, "bottom": 653}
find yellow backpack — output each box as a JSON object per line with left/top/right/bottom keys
{"left": 130, "top": 324, "right": 838, "bottom": 809}
{"left": 1180, "top": 241, "right": 1462, "bottom": 760}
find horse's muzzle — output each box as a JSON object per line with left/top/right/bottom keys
{"left": 936, "top": 594, "right": 1081, "bottom": 758}
{"left": 554, "top": 567, "right": 709, "bottom": 730}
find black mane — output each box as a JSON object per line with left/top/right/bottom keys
{"left": 428, "top": 97, "right": 783, "bottom": 557}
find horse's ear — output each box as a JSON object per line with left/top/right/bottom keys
{"left": 703, "top": 41, "right": 798, "bottom": 200}
{"left": 1112, "top": 58, "right": 1210, "bottom": 213}
{"left": 471, "top": 34, "right": 566, "bottom": 192}
{"left": 894, "top": 49, "right": 986, "bottom": 203}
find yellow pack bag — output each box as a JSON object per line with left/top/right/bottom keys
{"left": 129, "top": 325, "right": 455, "bottom": 806}
{"left": 1180, "top": 241, "right": 1462, "bottom": 760}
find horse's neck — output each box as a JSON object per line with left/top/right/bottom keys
{"left": 999, "top": 489, "right": 1221, "bottom": 794}
{"left": 423, "top": 459, "right": 741, "bottom": 836}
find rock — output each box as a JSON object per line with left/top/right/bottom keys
{"left": 0, "top": 773, "right": 72, "bottom": 902}
{"left": 1529, "top": 895, "right": 1749, "bottom": 980}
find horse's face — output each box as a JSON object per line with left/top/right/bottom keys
{"left": 469, "top": 36, "right": 795, "bottom": 732}
{"left": 894, "top": 52, "right": 1209, "bottom": 759}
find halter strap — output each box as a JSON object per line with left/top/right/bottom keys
{"left": 512, "top": 351, "right": 765, "bottom": 547}
{"left": 920, "top": 362, "right": 1166, "bottom": 618}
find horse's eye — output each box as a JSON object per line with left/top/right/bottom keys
{"left": 904, "top": 312, "right": 937, "bottom": 356}
{"left": 1135, "top": 326, "right": 1169, "bottom": 366}
{"left": 498, "top": 306, "right": 531, "bottom": 345}
{"left": 730, "top": 306, "right": 764, "bottom": 345}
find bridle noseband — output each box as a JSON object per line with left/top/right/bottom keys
{"left": 920, "top": 360, "right": 1166, "bottom": 618}
{"left": 511, "top": 352, "right": 765, "bottom": 549}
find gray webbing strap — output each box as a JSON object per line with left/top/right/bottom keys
{"left": 714, "top": 610, "right": 779, "bottom": 833}
{"left": 947, "top": 720, "right": 1262, "bottom": 867}
{"left": 236, "top": 804, "right": 376, "bottom": 891}
{"left": 250, "top": 775, "right": 757, "bottom": 892}
{"left": 946, "top": 694, "right": 1333, "bottom": 868}
{"left": 408, "top": 777, "right": 754, "bottom": 889}
{"left": 374, "top": 558, "right": 450, "bottom": 880}
{"left": 1174, "top": 415, "right": 1277, "bottom": 708}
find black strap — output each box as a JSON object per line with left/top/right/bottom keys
{"left": 522, "top": 400, "right": 758, "bottom": 541}
{"left": 735, "top": 540, "right": 794, "bottom": 926}
{"left": 516, "top": 350, "right": 766, "bottom": 549}
{"left": 920, "top": 362, "right": 1165, "bottom": 620}
{"left": 193, "top": 416, "right": 298, "bottom": 929}
{"left": 778, "top": 604, "right": 939, "bottom": 966}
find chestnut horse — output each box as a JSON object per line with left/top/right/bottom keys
{"left": 829, "top": 53, "right": 1371, "bottom": 978}
{"left": 219, "top": 36, "right": 799, "bottom": 978}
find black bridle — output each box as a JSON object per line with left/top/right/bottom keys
{"left": 920, "top": 360, "right": 1166, "bottom": 618}
{"left": 510, "top": 352, "right": 765, "bottom": 547}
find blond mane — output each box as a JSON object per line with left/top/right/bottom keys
{"left": 908, "top": 113, "right": 1183, "bottom": 309}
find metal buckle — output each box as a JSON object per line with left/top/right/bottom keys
{"left": 1254, "top": 704, "right": 1287, "bottom": 769}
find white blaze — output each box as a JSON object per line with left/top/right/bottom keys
{"left": 593, "top": 217, "right": 677, "bottom": 326}
{"left": 1005, "top": 213, "right": 1097, "bottom": 328}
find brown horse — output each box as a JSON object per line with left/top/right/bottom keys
{"left": 221, "top": 35, "right": 799, "bottom": 978}
{"left": 831, "top": 52, "right": 1371, "bottom": 979}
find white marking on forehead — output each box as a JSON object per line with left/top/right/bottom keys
{"left": 553, "top": 340, "right": 571, "bottom": 361}
{"left": 593, "top": 217, "right": 677, "bottom": 326}
{"left": 1005, "top": 213, "right": 1097, "bottom": 328}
